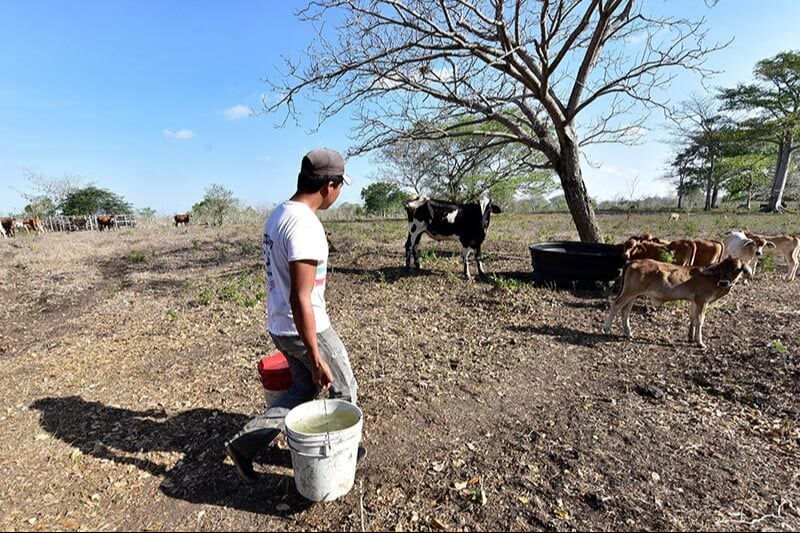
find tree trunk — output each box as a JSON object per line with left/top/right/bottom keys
{"left": 704, "top": 176, "right": 713, "bottom": 210}
{"left": 745, "top": 177, "right": 753, "bottom": 209}
{"left": 768, "top": 138, "right": 793, "bottom": 211}
{"left": 711, "top": 182, "right": 720, "bottom": 209}
{"left": 558, "top": 138, "right": 602, "bottom": 243}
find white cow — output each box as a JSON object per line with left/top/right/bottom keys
{"left": 723, "top": 230, "right": 773, "bottom": 279}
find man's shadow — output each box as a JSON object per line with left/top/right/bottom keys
{"left": 30, "top": 396, "right": 313, "bottom": 515}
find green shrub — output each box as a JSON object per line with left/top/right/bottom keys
{"left": 770, "top": 339, "right": 787, "bottom": 354}
{"left": 759, "top": 255, "right": 776, "bottom": 273}
{"left": 127, "top": 250, "right": 147, "bottom": 263}
{"left": 657, "top": 249, "right": 676, "bottom": 264}
{"left": 683, "top": 220, "right": 699, "bottom": 238}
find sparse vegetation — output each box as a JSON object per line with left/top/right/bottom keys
{"left": 0, "top": 213, "right": 798, "bottom": 532}
{"left": 127, "top": 250, "right": 147, "bottom": 263}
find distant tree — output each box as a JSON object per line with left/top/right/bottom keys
{"left": 361, "top": 181, "right": 406, "bottom": 215}
{"left": 60, "top": 186, "right": 132, "bottom": 216}
{"left": 138, "top": 207, "right": 156, "bottom": 219}
{"left": 192, "top": 183, "right": 240, "bottom": 226}
{"left": 328, "top": 202, "right": 364, "bottom": 220}
{"left": 720, "top": 51, "right": 800, "bottom": 211}
{"left": 548, "top": 194, "right": 569, "bottom": 211}
{"left": 23, "top": 196, "right": 58, "bottom": 217}
{"left": 15, "top": 169, "right": 86, "bottom": 213}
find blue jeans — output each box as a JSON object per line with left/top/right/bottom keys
{"left": 226, "top": 327, "right": 358, "bottom": 460}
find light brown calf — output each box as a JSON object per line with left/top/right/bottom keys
{"left": 745, "top": 231, "right": 800, "bottom": 281}
{"left": 603, "top": 257, "right": 750, "bottom": 349}
{"left": 691, "top": 239, "right": 724, "bottom": 267}
{"left": 623, "top": 238, "right": 695, "bottom": 266}
{"left": 23, "top": 217, "right": 44, "bottom": 234}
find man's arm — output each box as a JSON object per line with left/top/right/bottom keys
{"left": 289, "top": 259, "right": 334, "bottom": 388}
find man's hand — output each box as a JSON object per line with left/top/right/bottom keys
{"left": 312, "top": 358, "right": 334, "bottom": 389}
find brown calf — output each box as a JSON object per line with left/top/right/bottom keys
{"left": 623, "top": 238, "right": 695, "bottom": 266}
{"left": 23, "top": 217, "right": 44, "bottom": 234}
{"left": 174, "top": 213, "right": 190, "bottom": 227}
{"left": 691, "top": 239, "right": 724, "bottom": 267}
{"left": 70, "top": 217, "right": 87, "bottom": 231}
{"left": 603, "top": 257, "right": 750, "bottom": 349}
{"left": 97, "top": 215, "right": 116, "bottom": 231}
{"left": 1, "top": 217, "right": 15, "bottom": 238}
{"left": 745, "top": 231, "right": 800, "bottom": 281}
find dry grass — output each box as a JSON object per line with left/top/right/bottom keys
{"left": 0, "top": 212, "right": 798, "bottom": 531}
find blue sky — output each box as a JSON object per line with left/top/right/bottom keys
{"left": 1, "top": 0, "right": 798, "bottom": 216}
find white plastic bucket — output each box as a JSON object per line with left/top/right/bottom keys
{"left": 284, "top": 399, "right": 363, "bottom": 502}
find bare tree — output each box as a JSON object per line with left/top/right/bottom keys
{"left": 667, "top": 96, "right": 731, "bottom": 210}
{"left": 374, "top": 128, "right": 554, "bottom": 204}
{"left": 265, "top": 0, "right": 724, "bottom": 241}
{"left": 13, "top": 168, "right": 86, "bottom": 213}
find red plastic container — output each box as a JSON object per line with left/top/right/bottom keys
{"left": 257, "top": 351, "right": 292, "bottom": 391}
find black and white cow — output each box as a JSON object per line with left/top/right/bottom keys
{"left": 404, "top": 196, "right": 502, "bottom": 280}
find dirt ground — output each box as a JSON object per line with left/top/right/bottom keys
{"left": 0, "top": 212, "right": 798, "bottom": 532}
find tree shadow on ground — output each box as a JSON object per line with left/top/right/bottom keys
{"left": 331, "top": 265, "right": 437, "bottom": 283}
{"left": 94, "top": 238, "right": 263, "bottom": 296}
{"left": 507, "top": 324, "right": 611, "bottom": 348}
{"left": 30, "top": 396, "right": 313, "bottom": 516}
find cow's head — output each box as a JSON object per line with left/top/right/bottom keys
{"left": 750, "top": 235, "right": 774, "bottom": 256}
{"left": 479, "top": 197, "right": 502, "bottom": 228}
{"left": 704, "top": 256, "right": 751, "bottom": 288}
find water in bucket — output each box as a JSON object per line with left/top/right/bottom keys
{"left": 290, "top": 410, "right": 360, "bottom": 434}
{"left": 284, "top": 399, "right": 363, "bottom": 502}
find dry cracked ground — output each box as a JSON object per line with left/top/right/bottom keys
{"left": 0, "top": 212, "right": 798, "bottom": 532}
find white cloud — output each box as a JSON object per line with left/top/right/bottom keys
{"left": 223, "top": 104, "right": 251, "bottom": 120}
{"left": 163, "top": 128, "right": 195, "bottom": 140}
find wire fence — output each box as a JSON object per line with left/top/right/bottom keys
{"left": 42, "top": 214, "right": 138, "bottom": 232}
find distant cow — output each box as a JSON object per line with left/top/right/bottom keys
{"left": 70, "top": 217, "right": 87, "bottom": 231}
{"left": 23, "top": 217, "right": 44, "bottom": 234}
{"left": 669, "top": 212, "right": 681, "bottom": 221}
{"left": 1, "top": 217, "right": 15, "bottom": 238}
{"left": 744, "top": 231, "right": 800, "bottom": 281}
{"left": 174, "top": 213, "right": 190, "bottom": 227}
{"left": 404, "top": 196, "right": 502, "bottom": 280}
{"left": 97, "top": 215, "right": 116, "bottom": 231}
{"left": 603, "top": 257, "right": 750, "bottom": 349}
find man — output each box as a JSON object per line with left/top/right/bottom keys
{"left": 225, "top": 148, "right": 364, "bottom": 482}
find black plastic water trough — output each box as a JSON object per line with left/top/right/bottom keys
{"left": 529, "top": 241, "right": 626, "bottom": 288}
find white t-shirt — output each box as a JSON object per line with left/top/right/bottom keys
{"left": 264, "top": 201, "right": 331, "bottom": 335}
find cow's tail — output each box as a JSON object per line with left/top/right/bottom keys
{"left": 611, "top": 260, "right": 634, "bottom": 300}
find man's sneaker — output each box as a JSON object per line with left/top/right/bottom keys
{"left": 356, "top": 445, "right": 367, "bottom": 466}
{"left": 225, "top": 441, "right": 258, "bottom": 483}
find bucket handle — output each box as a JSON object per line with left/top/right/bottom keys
{"left": 287, "top": 438, "right": 332, "bottom": 458}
